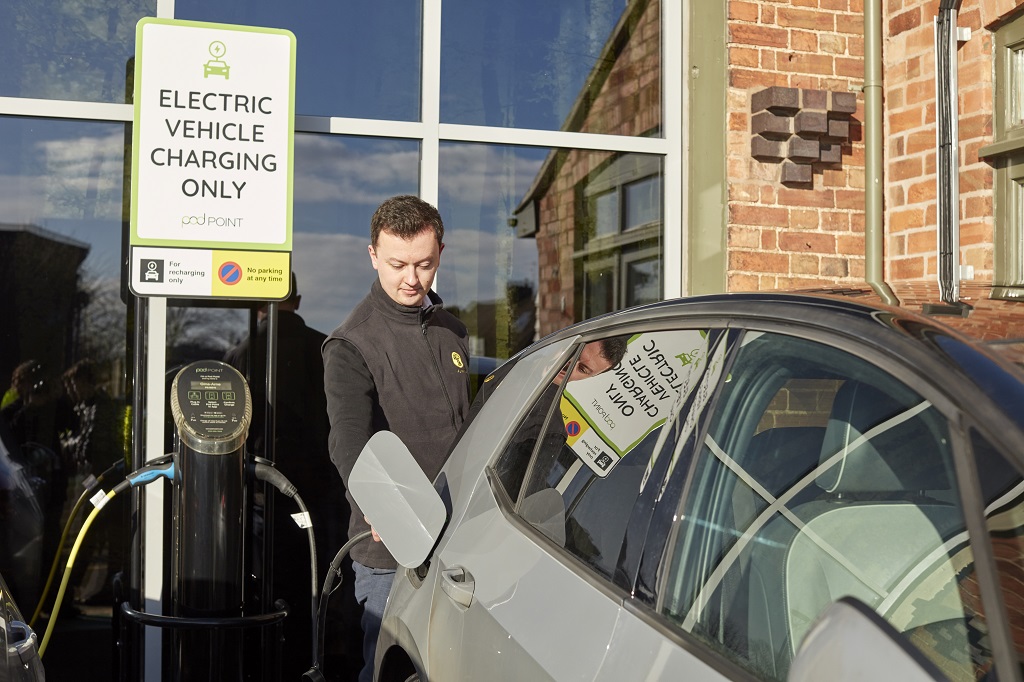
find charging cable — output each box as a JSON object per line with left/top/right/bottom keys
{"left": 251, "top": 460, "right": 320, "bottom": 661}
{"left": 38, "top": 458, "right": 175, "bottom": 657}
{"left": 303, "top": 530, "right": 373, "bottom": 682}
{"left": 29, "top": 458, "right": 128, "bottom": 628}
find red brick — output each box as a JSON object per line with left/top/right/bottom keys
{"left": 730, "top": 23, "right": 789, "bottom": 49}
{"left": 778, "top": 7, "right": 837, "bottom": 31}
{"left": 730, "top": 204, "right": 789, "bottom": 226}
{"left": 778, "top": 187, "right": 837, "bottom": 208}
{"left": 729, "top": 1, "right": 760, "bottom": 21}
{"left": 780, "top": 231, "right": 837, "bottom": 253}
{"left": 889, "top": 8, "right": 922, "bottom": 35}
{"left": 730, "top": 250, "right": 792, "bottom": 273}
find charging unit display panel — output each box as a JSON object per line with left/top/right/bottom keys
{"left": 170, "top": 361, "right": 251, "bottom": 454}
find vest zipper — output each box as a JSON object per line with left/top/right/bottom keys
{"left": 421, "top": 314, "right": 458, "bottom": 429}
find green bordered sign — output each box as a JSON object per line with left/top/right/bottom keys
{"left": 130, "top": 18, "right": 295, "bottom": 299}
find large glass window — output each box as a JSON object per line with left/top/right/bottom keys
{"left": 986, "top": 14, "right": 1024, "bottom": 285}
{"left": 441, "top": 144, "right": 664, "bottom": 363}
{"left": 174, "top": 0, "right": 421, "bottom": 121}
{"left": 0, "top": 116, "right": 129, "bottom": 677}
{"left": 441, "top": 0, "right": 661, "bottom": 135}
{"left": 0, "top": 1, "right": 154, "bottom": 103}
{"left": 0, "top": 0, "right": 675, "bottom": 672}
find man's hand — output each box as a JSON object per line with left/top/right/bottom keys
{"left": 364, "top": 515, "right": 381, "bottom": 542}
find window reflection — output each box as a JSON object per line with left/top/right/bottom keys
{"left": 0, "top": 0, "right": 153, "bottom": 103}
{"left": 0, "top": 116, "right": 128, "bottom": 662}
{"left": 439, "top": 143, "right": 663, "bottom": 361}
{"left": 175, "top": 0, "right": 421, "bottom": 120}
{"left": 441, "top": 0, "right": 661, "bottom": 135}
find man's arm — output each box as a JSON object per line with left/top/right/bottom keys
{"left": 322, "top": 337, "right": 377, "bottom": 486}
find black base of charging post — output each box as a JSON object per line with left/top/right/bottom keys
{"left": 120, "top": 602, "right": 289, "bottom": 681}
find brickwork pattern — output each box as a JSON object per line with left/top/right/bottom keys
{"left": 727, "top": 0, "right": 1024, "bottom": 292}
{"left": 727, "top": 0, "right": 868, "bottom": 292}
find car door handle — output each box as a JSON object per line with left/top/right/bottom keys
{"left": 440, "top": 566, "right": 475, "bottom": 608}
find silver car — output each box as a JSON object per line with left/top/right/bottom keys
{"left": 352, "top": 287, "right": 1024, "bottom": 682}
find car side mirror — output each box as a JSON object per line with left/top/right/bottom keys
{"left": 348, "top": 431, "right": 447, "bottom": 568}
{"left": 788, "top": 597, "right": 945, "bottom": 682}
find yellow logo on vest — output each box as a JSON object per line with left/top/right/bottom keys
{"left": 451, "top": 352, "right": 465, "bottom": 369}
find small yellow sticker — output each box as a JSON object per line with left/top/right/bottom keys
{"left": 451, "top": 352, "right": 464, "bottom": 369}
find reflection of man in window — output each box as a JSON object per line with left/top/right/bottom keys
{"left": 498, "top": 336, "right": 629, "bottom": 500}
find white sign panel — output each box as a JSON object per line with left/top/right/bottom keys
{"left": 131, "top": 18, "right": 295, "bottom": 251}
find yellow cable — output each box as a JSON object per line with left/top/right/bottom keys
{"left": 39, "top": 490, "right": 117, "bottom": 658}
{"left": 30, "top": 490, "right": 90, "bottom": 628}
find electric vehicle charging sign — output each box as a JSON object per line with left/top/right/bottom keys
{"left": 129, "top": 17, "right": 295, "bottom": 300}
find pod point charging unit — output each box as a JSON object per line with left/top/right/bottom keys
{"left": 121, "top": 360, "right": 287, "bottom": 681}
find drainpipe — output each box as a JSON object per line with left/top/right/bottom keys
{"left": 864, "top": 0, "right": 898, "bottom": 304}
{"left": 935, "top": 0, "right": 963, "bottom": 305}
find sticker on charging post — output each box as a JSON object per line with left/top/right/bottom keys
{"left": 291, "top": 512, "right": 312, "bottom": 529}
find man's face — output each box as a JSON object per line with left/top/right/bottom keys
{"left": 369, "top": 227, "right": 443, "bottom": 307}
{"left": 555, "top": 342, "right": 614, "bottom": 384}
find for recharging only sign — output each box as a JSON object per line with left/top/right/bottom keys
{"left": 129, "top": 17, "right": 295, "bottom": 300}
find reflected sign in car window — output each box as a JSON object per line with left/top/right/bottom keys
{"left": 559, "top": 330, "right": 718, "bottom": 478}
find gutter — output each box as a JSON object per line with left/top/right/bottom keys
{"left": 864, "top": 0, "right": 898, "bottom": 305}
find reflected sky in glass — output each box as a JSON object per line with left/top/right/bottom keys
{"left": 175, "top": 0, "right": 420, "bottom": 120}
{"left": 0, "top": 0, "right": 154, "bottom": 102}
{"left": 291, "top": 134, "right": 419, "bottom": 334}
{"left": 441, "top": 0, "right": 639, "bottom": 131}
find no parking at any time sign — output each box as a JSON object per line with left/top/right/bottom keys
{"left": 129, "top": 18, "right": 296, "bottom": 300}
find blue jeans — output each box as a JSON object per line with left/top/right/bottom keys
{"left": 352, "top": 561, "right": 396, "bottom": 682}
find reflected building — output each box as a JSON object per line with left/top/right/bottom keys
{"left": 514, "top": 0, "right": 662, "bottom": 337}
{"left": 0, "top": 223, "right": 90, "bottom": 389}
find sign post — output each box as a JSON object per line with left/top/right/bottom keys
{"left": 129, "top": 18, "right": 296, "bottom": 300}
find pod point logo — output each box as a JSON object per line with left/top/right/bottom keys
{"left": 181, "top": 214, "right": 244, "bottom": 227}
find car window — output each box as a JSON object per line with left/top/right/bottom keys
{"left": 971, "top": 428, "right": 1024, "bottom": 672}
{"left": 660, "top": 331, "right": 992, "bottom": 681}
{"left": 495, "top": 328, "right": 731, "bottom": 582}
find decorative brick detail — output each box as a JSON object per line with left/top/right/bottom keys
{"left": 781, "top": 161, "right": 813, "bottom": 184}
{"left": 751, "top": 86, "right": 800, "bottom": 114}
{"left": 752, "top": 111, "right": 794, "bottom": 139}
{"left": 752, "top": 136, "right": 785, "bottom": 162}
{"left": 750, "top": 86, "right": 856, "bottom": 187}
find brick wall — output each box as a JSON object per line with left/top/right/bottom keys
{"left": 727, "top": 0, "right": 867, "bottom": 292}
{"left": 727, "top": 0, "right": 1024, "bottom": 291}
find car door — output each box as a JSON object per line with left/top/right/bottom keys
{"left": 651, "top": 328, "right": 1018, "bottom": 682}
{"left": 424, "top": 327, "right": 736, "bottom": 681}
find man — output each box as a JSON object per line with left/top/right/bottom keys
{"left": 224, "top": 275, "right": 350, "bottom": 679}
{"left": 322, "top": 195, "right": 471, "bottom": 682}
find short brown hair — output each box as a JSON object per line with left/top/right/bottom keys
{"left": 370, "top": 195, "right": 445, "bottom": 247}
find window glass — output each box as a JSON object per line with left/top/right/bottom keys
{"left": 662, "top": 332, "right": 990, "bottom": 681}
{"left": 625, "top": 175, "right": 660, "bottom": 230}
{"left": 0, "top": 116, "right": 129, "bottom": 674}
{"left": 175, "top": 0, "right": 421, "bottom": 120}
{"left": 291, "top": 133, "right": 419, "bottom": 336}
{"left": 441, "top": 0, "right": 661, "bottom": 136}
{"left": 971, "top": 429, "right": 1024, "bottom": 673}
{"left": 439, "top": 143, "right": 664, "bottom": 363}
{"left": 497, "top": 329, "right": 729, "bottom": 582}
{"left": 0, "top": 0, "right": 154, "bottom": 103}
